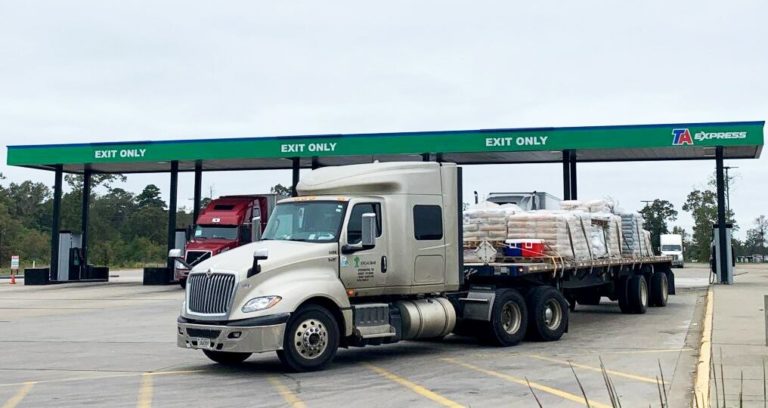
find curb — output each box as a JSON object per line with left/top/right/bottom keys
{"left": 692, "top": 286, "right": 714, "bottom": 406}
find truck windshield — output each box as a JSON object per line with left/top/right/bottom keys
{"left": 262, "top": 201, "right": 346, "bottom": 242}
{"left": 661, "top": 245, "right": 682, "bottom": 252}
{"left": 194, "top": 225, "right": 238, "bottom": 240}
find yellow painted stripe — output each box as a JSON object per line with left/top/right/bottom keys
{"left": 529, "top": 355, "right": 661, "bottom": 384}
{"left": 693, "top": 287, "right": 714, "bottom": 406}
{"left": 0, "top": 369, "right": 204, "bottom": 388}
{"left": 267, "top": 376, "right": 307, "bottom": 408}
{"left": 600, "top": 347, "right": 694, "bottom": 355}
{"left": 442, "top": 358, "right": 611, "bottom": 408}
{"left": 363, "top": 363, "right": 465, "bottom": 408}
{"left": 1, "top": 382, "right": 35, "bottom": 408}
{"left": 136, "top": 373, "right": 153, "bottom": 408}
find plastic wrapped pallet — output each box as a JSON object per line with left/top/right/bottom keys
{"left": 603, "top": 214, "right": 623, "bottom": 258}
{"left": 561, "top": 199, "right": 616, "bottom": 214}
{"left": 506, "top": 211, "right": 592, "bottom": 260}
{"left": 620, "top": 213, "right": 647, "bottom": 256}
{"left": 463, "top": 202, "right": 521, "bottom": 243}
{"left": 642, "top": 230, "right": 653, "bottom": 257}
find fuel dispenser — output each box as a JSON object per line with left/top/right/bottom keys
{"left": 57, "top": 231, "right": 83, "bottom": 281}
{"left": 711, "top": 223, "right": 735, "bottom": 284}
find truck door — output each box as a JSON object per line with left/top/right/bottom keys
{"left": 339, "top": 201, "right": 388, "bottom": 289}
{"left": 411, "top": 202, "right": 446, "bottom": 285}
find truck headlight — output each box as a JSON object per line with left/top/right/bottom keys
{"left": 242, "top": 296, "right": 282, "bottom": 313}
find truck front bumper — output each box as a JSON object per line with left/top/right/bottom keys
{"left": 177, "top": 314, "right": 288, "bottom": 354}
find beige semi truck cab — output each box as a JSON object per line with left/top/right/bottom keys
{"left": 174, "top": 162, "right": 463, "bottom": 371}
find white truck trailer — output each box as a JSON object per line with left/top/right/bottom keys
{"left": 660, "top": 234, "right": 684, "bottom": 268}
{"left": 172, "top": 162, "right": 674, "bottom": 372}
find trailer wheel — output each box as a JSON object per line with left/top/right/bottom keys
{"left": 277, "top": 304, "right": 339, "bottom": 372}
{"left": 202, "top": 350, "right": 251, "bottom": 365}
{"left": 484, "top": 289, "right": 528, "bottom": 346}
{"left": 649, "top": 272, "right": 668, "bottom": 307}
{"left": 626, "top": 275, "right": 649, "bottom": 314}
{"left": 617, "top": 277, "right": 632, "bottom": 314}
{"left": 526, "top": 287, "right": 568, "bottom": 342}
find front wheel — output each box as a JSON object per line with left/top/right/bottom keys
{"left": 178, "top": 278, "right": 186, "bottom": 289}
{"left": 277, "top": 304, "right": 339, "bottom": 372}
{"left": 526, "top": 287, "right": 569, "bottom": 342}
{"left": 202, "top": 350, "right": 251, "bottom": 365}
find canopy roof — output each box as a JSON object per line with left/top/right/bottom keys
{"left": 6, "top": 121, "right": 764, "bottom": 174}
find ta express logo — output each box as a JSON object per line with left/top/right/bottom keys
{"left": 672, "top": 129, "right": 694, "bottom": 145}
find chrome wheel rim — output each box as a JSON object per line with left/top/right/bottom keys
{"left": 661, "top": 276, "right": 668, "bottom": 302}
{"left": 501, "top": 302, "right": 522, "bottom": 335}
{"left": 640, "top": 279, "right": 648, "bottom": 306}
{"left": 294, "top": 318, "right": 328, "bottom": 360}
{"left": 543, "top": 299, "right": 562, "bottom": 330}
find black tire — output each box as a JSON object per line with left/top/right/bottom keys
{"left": 627, "top": 275, "right": 649, "bottom": 314}
{"left": 202, "top": 350, "right": 251, "bottom": 365}
{"left": 276, "top": 304, "right": 339, "bottom": 372}
{"left": 617, "top": 277, "right": 632, "bottom": 314}
{"left": 526, "top": 287, "right": 569, "bottom": 342}
{"left": 179, "top": 278, "right": 186, "bottom": 289}
{"left": 649, "top": 272, "right": 669, "bottom": 307}
{"left": 483, "top": 289, "right": 528, "bottom": 346}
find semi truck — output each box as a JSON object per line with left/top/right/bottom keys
{"left": 171, "top": 162, "right": 674, "bottom": 372}
{"left": 174, "top": 195, "right": 277, "bottom": 288}
{"left": 486, "top": 191, "right": 561, "bottom": 210}
{"left": 660, "top": 234, "right": 684, "bottom": 268}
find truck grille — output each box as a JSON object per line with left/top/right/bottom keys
{"left": 186, "top": 251, "right": 211, "bottom": 266}
{"left": 188, "top": 273, "right": 236, "bottom": 314}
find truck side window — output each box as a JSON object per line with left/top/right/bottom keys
{"left": 347, "top": 203, "right": 382, "bottom": 244}
{"left": 413, "top": 205, "right": 443, "bottom": 240}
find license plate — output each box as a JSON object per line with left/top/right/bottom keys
{"left": 195, "top": 338, "right": 211, "bottom": 348}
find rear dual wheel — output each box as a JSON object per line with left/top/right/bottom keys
{"left": 618, "top": 275, "right": 648, "bottom": 314}
{"left": 526, "top": 287, "right": 569, "bottom": 342}
{"left": 484, "top": 289, "right": 528, "bottom": 346}
{"left": 649, "top": 272, "right": 669, "bottom": 307}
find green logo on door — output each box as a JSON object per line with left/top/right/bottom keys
{"left": 353, "top": 256, "right": 360, "bottom": 268}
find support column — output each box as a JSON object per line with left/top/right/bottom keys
{"left": 291, "top": 158, "right": 300, "bottom": 197}
{"left": 569, "top": 150, "right": 578, "bottom": 200}
{"left": 421, "top": 153, "right": 430, "bottom": 162}
{"left": 311, "top": 157, "right": 320, "bottom": 170}
{"left": 562, "top": 150, "right": 572, "bottom": 200}
{"left": 81, "top": 168, "right": 92, "bottom": 270}
{"left": 50, "top": 165, "right": 63, "bottom": 280}
{"left": 167, "top": 161, "right": 179, "bottom": 270}
{"left": 715, "top": 146, "right": 729, "bottom": 284}
{"left": 192, "top": 161, "right": 202, "bottom": 223}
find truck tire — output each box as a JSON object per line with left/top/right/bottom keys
{"left": 617, "top": 277, "right": 632, "bottom": 314}
{"left": 277, "top": 304, "right": 339, "bottom": 372}
{"left": 483, "top": 289, "right": 528, "bottom": 346}
{"left": 627, "top": 275, "right": 649, "bottom": 314}
{"left": 202, "top": 350, "right": 251, "bottom": 365}
{"left": 526, "top": 287, "right": 568, "bottom": 342}
{"left": 649, "top": 272, "right": 668, "bottom": 307}
{"left": 179, "top": 278, "right": 186, "bottom": 289}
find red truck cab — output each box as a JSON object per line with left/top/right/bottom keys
{"left": 175, "top": 195, "right": 277, "bottom": 288}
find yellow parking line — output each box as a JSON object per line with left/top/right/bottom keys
{"left": 267, "top": 376, "right": 307, "bottom": 408}
{"left": 529, "top": 355, "right": 660, "bottom": 384}
{"left": 1, "top": 382, "right": 35, "bottom": 408}
{"left": 363, "top": 363, "right": 465, "bottom": 408}
{"left": 601, "top": 348, "right": 694, "bottom": 355}
{"left": 0, "top": 369, "right": 204, "bottom": 388}
{"left": 442, "top": 358, "right": 611, "bottom": 408}
{"left": 693, "top": 287, "right": 714, "bottom": 406}
{"left": 136, "top": 373, "right": 153, "bottom": 408}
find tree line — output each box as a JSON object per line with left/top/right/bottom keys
{"left": 0, "top": 171, "right": 766, "bottom": 272}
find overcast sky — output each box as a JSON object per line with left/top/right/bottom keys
{"left": 1, "top": 0, "right": 766, "bottom": 238}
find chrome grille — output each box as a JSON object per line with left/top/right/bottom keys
{"left": 188, "top": 273, "right": 236, "bottom": 314}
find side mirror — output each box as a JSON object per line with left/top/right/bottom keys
{"left": 249, "top": 248, "right": 269, "bottom": 277}
{"left": 251, "top": 216, "right": 262, "bottom": 242}
{"left": 361, "top": 213, "right": 376, "bottom": 247}
{"left": 168, "top": 248, "right": 184, "bottom": 259}
{"left": 186, "top": 225, "right": 193, "bottom": 241}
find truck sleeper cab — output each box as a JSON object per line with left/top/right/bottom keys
{"left": 174, "top": 162, "right": 675, "bottom": 372}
